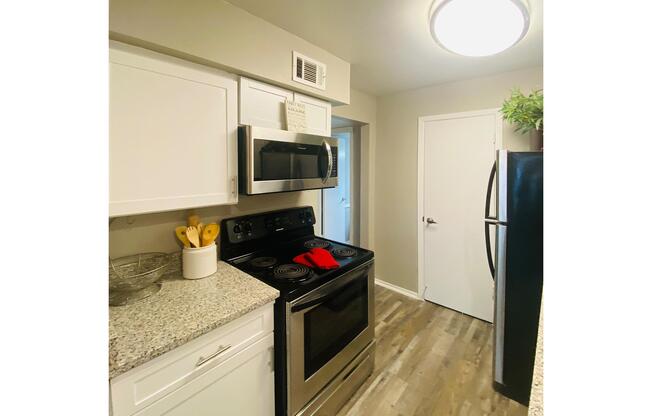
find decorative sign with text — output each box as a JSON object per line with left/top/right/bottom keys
{"left": 285, "top": 100, "right": 307, "bottom": 132}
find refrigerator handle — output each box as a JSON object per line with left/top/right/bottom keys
{"left": 484, "top": 162, "right": 497, "bottom": 279}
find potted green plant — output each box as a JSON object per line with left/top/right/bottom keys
{"left": 500, "top": 88, "right": 543, "bottom": 150}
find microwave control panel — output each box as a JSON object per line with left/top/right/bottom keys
{"left": 331, "top": 149, "right": 338, "bottom": 177}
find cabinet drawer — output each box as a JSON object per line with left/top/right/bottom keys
{"left": 134, "top": 334, "right": 275, "bottom": 416}
{"left": 110, "top": 303, "right": 273, "bottom": 416}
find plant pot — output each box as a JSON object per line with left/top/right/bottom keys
{"left": 530, "top": 129, "right": 543, "bottom": 151}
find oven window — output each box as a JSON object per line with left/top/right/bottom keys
{"left": 303, "top": 276, "right": 368, "bottom": 379}
{"left": 253, "top": 139, "right": 335, "bottom": 181}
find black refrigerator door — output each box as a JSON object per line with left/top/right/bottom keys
{"left": 494, "top": 151, "right": 543, "bottom": 406}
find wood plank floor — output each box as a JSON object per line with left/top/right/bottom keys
{"left": 335, "top": 285, "right": 528, "bottom": 416}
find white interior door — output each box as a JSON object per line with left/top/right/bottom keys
{"left": 420, "top": 111, "right": 499, "bottom": 322}
{"left": 323, "top": 128, "right": 352, "bottom": 243}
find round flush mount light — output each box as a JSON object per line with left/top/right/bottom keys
{"left": 429, "top": 0, "right": 530, "bottom": 57}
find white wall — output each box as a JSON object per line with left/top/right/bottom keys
{"left": 109, "top": 0, "right": 350, "bottom": 104}
{"left": 374, "top": 67, "right": 543, "bottom": 292}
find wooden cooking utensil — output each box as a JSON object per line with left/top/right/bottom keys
{"left": 186, "top": 226, "right": 201, "bottom": 248}
{"left": 196, "top": 223, "right": 204, "bottom": 246}
{"left": 201, "top": 223, "right": 220, "bottom": 247}
{"left": 175, "top": 226, "right": 191, "bottom": 248}
{"left": 187, "top": 214, "right": 200, "bottom": 228}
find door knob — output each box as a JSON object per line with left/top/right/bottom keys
{"left": 426, "top": 217, "right": 438, "bottom": 225}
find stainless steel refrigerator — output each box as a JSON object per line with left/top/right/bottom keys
{"left": 484, "top": 150, "right": 543, "bottom": 406}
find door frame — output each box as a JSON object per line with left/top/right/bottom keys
{"left": 416, "top": 109, "right": 503, "bottom": 300}
{"left": 322, "top": 126, "right": 358, "bottom": 244}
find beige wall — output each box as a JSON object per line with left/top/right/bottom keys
{"left": 374, "top": 67, "right": 543, "bottom": 292}
{"left": 333, "top": 89, "right": 378, "bottom": 249}
{"left": 109, "top": 0, "right": 350, "bottom": 104}
{"left": 109, "top": 191, "right": 321, "bottom": 258}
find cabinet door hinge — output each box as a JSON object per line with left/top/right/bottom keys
{"left": 231, "top": 176, "right": 237, "bottom": 197}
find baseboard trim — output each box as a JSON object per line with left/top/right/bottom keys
{"left": 374, "top": 278, "right": 423, "bottom": 301}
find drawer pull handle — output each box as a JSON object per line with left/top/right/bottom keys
{"left": 196, "top": 344, "right": 232, "bottom": 368}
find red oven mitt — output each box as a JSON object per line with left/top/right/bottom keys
{"left": 292, "top": 252, "right": 314, "bottom": 268}
{"left": 306, "top": 248, "right": 340, "bottom": 270}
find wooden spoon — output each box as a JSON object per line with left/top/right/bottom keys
{"left": 186, "top": 226, "right": 201, "bottom": 248}
{"left": 201, "top": 223, "right": 220, "bottom": 247}
{"left": 196, "top": 223, "right": 204, "bottom": 246}
{"left": 175, "top": 226, "right": 191, "bottom": 248}
{"left": 187, "top": 214, "right": 200, "bottom": 228}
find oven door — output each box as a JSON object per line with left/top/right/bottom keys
{"left": 242, "top": 125, "right": 338, "bottom": 194}
{"left": 286, "top": 261, "right": 374, "bottom": 416}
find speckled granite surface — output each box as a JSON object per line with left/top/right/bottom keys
{"left": 109, "top": 254, "right": 278, "bottom": 379}
{"left": 528, "top": 301, "right": 543, "bottom": 415}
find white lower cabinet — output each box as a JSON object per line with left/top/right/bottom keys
{"left": 110, "top": 303, "right": 275, "bottom": 416}
{"left": 135, "top": 335, "right": 274, "bottom": 416}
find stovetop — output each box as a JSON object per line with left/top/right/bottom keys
{"left": 220, "top": 206, "right": 374, "bottom": 301}
{"left": 224, "top": 236, "right": 374, "bottom": 301}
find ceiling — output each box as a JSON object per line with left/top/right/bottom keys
{"left": 227, "top": 0, "right": 543, "bottom": 96}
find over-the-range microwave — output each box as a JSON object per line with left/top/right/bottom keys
{"left": 238, "top": 125, "right": 338, "bottom": 195}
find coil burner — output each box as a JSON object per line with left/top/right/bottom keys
{"left": 332, "top": 248, "right": 357, "bottom": 258}
{"left": 304, "top": 239, "right": 331, "bottom": 250}
{"left": 273, "top": 264, "right": 311, "bottom": 281}
{"left": 249, "top": 256, "right": 278, "bottom": 270}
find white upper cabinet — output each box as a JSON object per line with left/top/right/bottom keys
{"left": 239, "top": 77, "right": 293, "bottom": 130}
{"left": 293, "top": 92, "right": 332, "bottom": 136}
{"left": 239, "top": 77, "right": 332, "bottom": 136}
{"left": 109, "top": 41, "right": 238, "bottom": 217}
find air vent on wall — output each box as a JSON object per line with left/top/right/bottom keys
{"left": 292, "top": 51, "right": 326, "bottom": 90}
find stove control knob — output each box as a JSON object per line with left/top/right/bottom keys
{"left": 233, "top": 224, "right": 241, "bottom": 234}
{"left": 242, "top": 222, "right": 252, "bottom": 233}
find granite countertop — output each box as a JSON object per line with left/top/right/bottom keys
{"left": 528, "top": 300, "right": 543, "bottom": 415}
{"left": 109, "top": 257, "right": 279, "bottom": 379}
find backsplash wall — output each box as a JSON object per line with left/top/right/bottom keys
{"left": 109, "top": 190, "right": 321, "bottom": 258}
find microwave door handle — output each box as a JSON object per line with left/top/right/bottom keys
{"left": 322, "top": 141, "right": 333, "bottom": 182}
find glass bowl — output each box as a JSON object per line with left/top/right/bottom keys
{"left": 109, "top": 252, "right": 170, "bottom": 306}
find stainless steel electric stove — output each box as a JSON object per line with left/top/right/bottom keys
{"left": 221, "top": 206, "right": 375, "bottom": 416}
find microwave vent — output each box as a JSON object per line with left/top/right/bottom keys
{"left": 293, "top": 51, "right": 326, "bottom": 90}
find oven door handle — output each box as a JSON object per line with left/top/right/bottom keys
{"left": 290, "top": 261, "right": 372, "bottom": 313}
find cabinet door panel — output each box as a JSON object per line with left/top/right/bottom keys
{"left": 134, "top": 334, "right": 275, "bottom": 416}
{"left": 294, "top": 93, "right": 331, "bottom": 136}
{"left": 109, "top": 42, "right": 237, "bottom": 217}
{"left": 239, "top": 77, "right": 293, "bottom": 129}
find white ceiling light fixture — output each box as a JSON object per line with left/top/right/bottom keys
{"left": 430, "top": 0, "right": 530, "bottom": 57}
